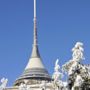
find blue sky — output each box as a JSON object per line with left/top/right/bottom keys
{"left": 0, "top": 0, "right": 90, "bottom": 86}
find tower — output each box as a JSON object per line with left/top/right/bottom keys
{"left": 14, "top": 0, "right": 51, "bottom": 86}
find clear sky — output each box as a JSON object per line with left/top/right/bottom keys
{"left": 0, "top": 0, "right": 90, "bottom": 86}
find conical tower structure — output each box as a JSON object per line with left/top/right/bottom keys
{"left": 14, "top": 0, "right": 51, "bottom": 86}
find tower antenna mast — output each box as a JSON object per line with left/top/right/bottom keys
{"left": 33, "top": 0, "right": 37, "bottom": 46}
{"left": 34, "top": 0, "right": 36, "bottom": 18}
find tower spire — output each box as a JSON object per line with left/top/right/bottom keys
{"left": 31, "top": 0, "right": 40, "bottom": 58}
